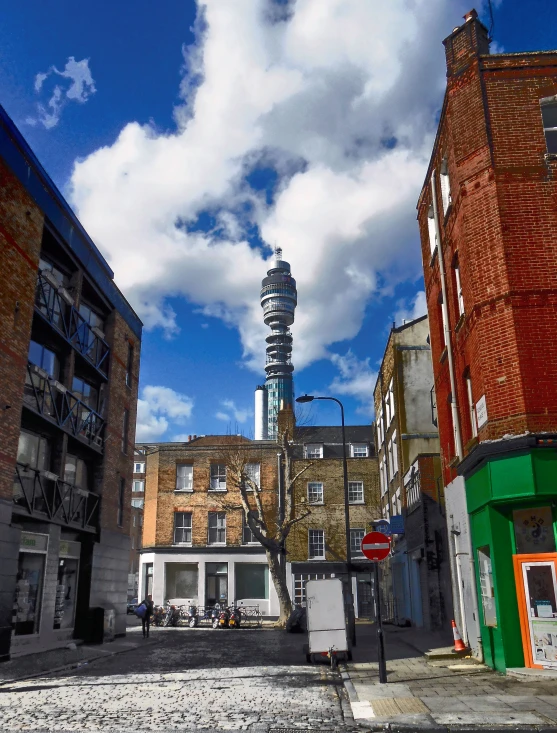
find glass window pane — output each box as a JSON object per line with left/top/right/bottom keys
{"left": 477, "top": 546, "right": 497, "bottom": 627}
{"left": 541, "top": 102, "right": 557, "bottom": 129}
{"left": 165, "top": 563, "right": 198, "bottom": 600}
{"left": 14, "top": 552, "right": 46, "bottom": 635}
{"left": 236, "top": 564, "right": 268, "bottom": 600}
{"left": 514, "top": 506, "right": 556, "bottom": 554}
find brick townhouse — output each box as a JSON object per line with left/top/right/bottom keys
{"left": 373, "top": 315, "right": 452, "bottom": 632}
{"left": 285, "top": 423, "right": 380, "bottom": 618}
{"left": 417, "top": 10, "right": 557, "bottom": 671}
{"left": 0, "top": 106, "right": 142, "bottom": 659}
{"left": 138, "top": 436, "right": 281, "bottom": 617}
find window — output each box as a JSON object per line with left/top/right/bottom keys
{"left": 176, "top": 464, "right": 193, "bottom": 491}
{"left": 125, "top": 343, "right": 134, "bottom": 388}
{"left": 350, "top": 529, "right": 365, "bottom": 557}
{"left": 16, "top": 430, "right": 50, "bottom": 470}
{"left": 427, "top": 204, "right": 437, "bottom": 256}
{"left": 209, "top": 464, "right": 226, "bottom": 491}
{"left": 242, "top": 511, "right": 259, "bottom": 545}
{"left": 447, "top": 392, "right": 457, "bottom": 456}
{"left": 305, "top": 444, "right": 323, "bottom": 459}
{"left": 348, "top": 481, "right": 364, "bottom": 504}
{"left": 131, "top": 498, "right": 144, "bottom": 508}
{"left": 208, "top": 512, "right": 226, "bottom": 544}
{"left": 37, "top": 257, "right": 68, "bottom": 328}
{"left": 454, "top": 258, "right": 464, "bottom": 317}
{"left": 134, "top": 462, "right": 145, "bottom": 473}
{"left": 387, "top": 431, "right": 398, "bottom": 479}
{"left": 541, "top": 97, "right": 557, "bottom": 154}
{"left": 350, "top": 443, "right": 368, "bottom": 458}
{"left": 243, "top": 463, "right": 260, "bottom": 490}
{"left": 465, "top": 373, "right": 478, "bottom": 438}
{"left": 122, "top": 409, "right": 129, "bottom": 454}
{"left": 132, "top": 480, "right": 144, "bottom": 493}
{"left": 165, "top": 563, "right": 198, "bottom": 600}
{"left": 64, "top": 455, "right": 88, "bottom": 489}
{"left": 28, "top": 340, "right": 59, "bottom": 379}
{"left": 308, "top": 529, "right": 325, "bottom": 559}
{"left": 439, "top": 293, "right": 448, "bottom": 346}
{"left": 440, "top": 157, "right": 452, "bottom": 214}
{"left": 379, "top": 456, "right": 388, "bottom": 497}
{"left": 307, "top": 482, "right": 324, "bottom": 504}
{"left": 174, "top": 512, "right": 192, "bottom": 544}
{"left": 118, "top": 478, "right": 125, "bottom": 526}
{"left": 376, "top": 405, "right": 383, "bottom": 445}
{"left": 385, "top": 379, "right": 395, "bottom": 425}
{"left": 133, "top": 515, "right": 136, "bottom": 527}
{"left": 293, "top": 572, "right": 330, "bottom": 606}
{"left": 236, "top": 564, "right": 269, "bottom": 600}
{"left": 406, "top": 466, "right": 421, "bottom": 510}
{"left": 430, "top": 385, "right": 438, "bottom": 427}
{"left": 391, "top": 488, "right": 401, "bottom": 517}
{"left": 72, "top": 376, "right": 98, "bottom": 411}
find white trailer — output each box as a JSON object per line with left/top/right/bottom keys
{"left": 303, "top": 578, "right": 351, "bottom": 665}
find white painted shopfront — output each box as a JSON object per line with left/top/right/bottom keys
{"left": 139, "top": 550, "right": 280, "bottom": 617}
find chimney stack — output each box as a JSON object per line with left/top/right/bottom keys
{"left": 443, "top": 9, "right": 490, "bottom": 78}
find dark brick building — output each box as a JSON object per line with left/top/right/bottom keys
{"left": 417, "top": 10, "right": 557, "bottom": 670}
{"left": 0, "top": 105, "right": 142, "bottom": 659}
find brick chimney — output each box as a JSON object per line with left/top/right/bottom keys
{"left": 443, "top": 9, "right": 490, "bottom": 77}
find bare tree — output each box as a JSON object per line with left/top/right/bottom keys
{"left": 217, "top": 431, "right": 312, "bottom": 625}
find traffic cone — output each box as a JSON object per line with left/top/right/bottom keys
{"left": 451, "top": 619, "right": 467, "bottom": 653}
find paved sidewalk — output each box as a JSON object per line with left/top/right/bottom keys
{"left": 343, "top": 624, "right": 557, "bottom": 729}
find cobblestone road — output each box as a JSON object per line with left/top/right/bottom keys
{"left": 0, "top": 627, "right": 358, "bottom": 733}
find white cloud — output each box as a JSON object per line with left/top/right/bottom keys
{"left": 216, "top": 399, "right": 252, "bottom": 423}
{"left": 27, "top": 57, "right": 96, "bottom": 129}
{"left": 329, "top": 350, "right": 377, "bottom": 417}
{"left": 135, "top": 385, "right": 194, "bottom": 441}
{"left": 394, "top": 290, "right": 428, "bottom": 328}
{"left": 68, "top": 0, "right": 477, "bottom": 371}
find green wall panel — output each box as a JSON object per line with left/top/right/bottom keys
{"left": 490, "top": 453, "right": 535, "bottom": 501}
{"left": 466, "top": 464, "right": 491, "bottom": 514}
{"left": 533, "top": 450, "right": 557, "bottom": 495}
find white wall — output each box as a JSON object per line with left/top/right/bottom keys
{"left": 139, "top": 551, "right": 280, "bottom": 617}
{"left": 445, "top": 476, "right": 483, "bottom": 660}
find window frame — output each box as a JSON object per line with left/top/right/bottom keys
{"left": 132, "top": 480, "right": 144, "bottom": 493}
{"left": 454, "top": 258, "right": 464, "bottom": 317}
{"left": 208, "top": 512, "right": 226, "bottom": 545}
{"left": 348, "top": 480, "right": 364, "bottom": 504}
{"left": 427, "top": 204, "right": 438, "bottom": 257}
{"left": 304, "top": 443, "right": 323, "bottom": 459}
{"left": 308, "top": 529, "right": 325, "bottom": 560}
{"left": 243, "top": 462, "right": 260, "bottom": 491}
{"left": 350, "top": 528, "right": 365, "bottom": 557}
{"left": 176, "top": 464, "right": 193, "bottom": 492}
{"left": 134, "top": 462, "right": 145, "bottom": 474}
{"left": 209, "top": 464, "right": 227, "bottom": 491}
{"left": 541, "top": 97, "right": 557, "bottom": 155}
{"left": 350, "top": 443, "right": 368, "bottom": 458}
{"left": 242, "top": 511, "right": 259, "bottom": 545}
{"left": 307, "top": 481, "right": 324, "bottom": 505}
{"left": 440, "top": 157, "right": 452, "bottom": 215}
{"left": 173, "top": 512, "right": 192, "bottom": 545}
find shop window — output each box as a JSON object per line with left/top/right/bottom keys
{"left": 235, "top": 563, "right": 269, "bottom": 600}
{"left": 513, "top": 506, "right": 556, "bottom": 555}
{"left": 53, "top": 541, "right": 81, "bottom": 630}
{"left": 14, "top": 532, "right": 48, "bottom": 636}
{"left": 477, "top": 546, "right": 497, "bottom": 627}
{"left": 165, "top": 562, "right": 198, "bottom": 600}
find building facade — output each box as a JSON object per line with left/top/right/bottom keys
{"left": 417, "top": 11, "right": 557, "bottom": 670}
{"left": 138, "top": 437, "right": 281, "bottom": 617}
{"left": 285, "top": 425, "right": 380, "bottom": 618}
{"left": 127, "top": 449, "right": 146, "bottom": 601}
{"left": 0, "top": 105, "right": 142, "bottom": 659}
{"left": 373, "top": 316, "right": 452, "bottom": 631}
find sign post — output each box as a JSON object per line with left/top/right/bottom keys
{"left": 361, "top": 531, "right": 390, "bottom": 683}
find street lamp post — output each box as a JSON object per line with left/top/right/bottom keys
{"left": 296, "top": 393, "right": 357, "bottom": 647}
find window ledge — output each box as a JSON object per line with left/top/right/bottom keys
{"left": 208, "top": 488, "right": 227, "bottom": 492}
{"left": 439, "top": 346, "right": 448, "bottom": 363}
{"left": 429, "top": 246, "right": 438, "bottom": 268}
{"left": 308, "top": 557, "right": 325, "bottom": 561}
{"left": 243, "top": 542, "right": 261, "bottom": 546}
{"left": 349, "top": 501, "right": 365, "bottom": 505}
{"left": 175, "top": 489, "right": 193, "bottom": 493}
{"left": 455, "top": 313, "right": 465, "bottom": 332}
{"left": 308, "top": 501, "right": 324, "bottom": 506}
{"left": 172, "top": 543, "right": 192, "bottom": 547}
{"left": 208, "top": 542, "right": 227, "bottom": 546}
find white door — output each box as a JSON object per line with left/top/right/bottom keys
{"left": 522, "top": 561, "right": 557, "bottom": 668}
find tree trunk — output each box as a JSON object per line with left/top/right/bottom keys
{"left": 266, "top": 548, "right": 292, "bottom": 625}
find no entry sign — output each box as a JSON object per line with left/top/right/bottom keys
{"left": 361, "top": 531, "right": 391, "bottom": 561}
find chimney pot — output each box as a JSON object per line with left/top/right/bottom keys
{"left": 464, "top": 9, "right": 478, "bottom": 22}
{"left": 188, "top": 435, "right": 192, "bottom": 442}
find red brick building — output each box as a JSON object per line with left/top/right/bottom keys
{"left": 0, "top": 105, "right": 142, "bottom": 659}
{"left": 417, "top": 11, "right": 557, "bottom": 670}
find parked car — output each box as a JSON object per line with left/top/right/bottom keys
{"left": 127, "top": 598, "right": 138, "bottom": 615}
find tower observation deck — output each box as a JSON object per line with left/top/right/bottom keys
{"left": 257, "top": 248, "right": 297, "bottom": 440}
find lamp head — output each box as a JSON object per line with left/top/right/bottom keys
{"left": 296, "top": 394, "right": 314, "bottom": 404}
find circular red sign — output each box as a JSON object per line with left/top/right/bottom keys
{"left": 361, "top": 531, "right": 391, "bottom": 561}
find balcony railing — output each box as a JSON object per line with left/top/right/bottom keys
{"left": 23, "top": 363, "right": 105, "bottom": 451}
{"left": 35, "top": 270, "right": 110, "bottom": 376}
{"left": 13, "top": 463, "right": 100, "bottom": 532}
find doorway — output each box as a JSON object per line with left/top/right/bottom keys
{"left": 357, "top": 575, "right": 373, "bottom": 618}
{"left": 206, "top": 563, "right": 228, "bottom": 607}
{"left": 514, "top": 554, "right": 557, "bottom": 668}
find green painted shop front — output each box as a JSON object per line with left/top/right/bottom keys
{"left": 465, "top": 448, "right": 557, "bottom": 672}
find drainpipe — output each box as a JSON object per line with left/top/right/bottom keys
{"left": 277, "top": 451, "right": 284, "bottom": 570}
{"left": 430, "top": 172, "right": 463, "bottom": 460}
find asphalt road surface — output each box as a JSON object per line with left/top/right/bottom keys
{"left": 0, "top": 625, "right": 359, "bottom": 733}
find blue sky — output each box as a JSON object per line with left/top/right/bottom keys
{"left": 2, "top": 0, "right": 555, "bottom": 439}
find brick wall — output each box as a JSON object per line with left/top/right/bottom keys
{"left": 141, "top": 441, "right": 279, "bottom": 550}
{"left": 417, "top": 14, "right": 557, "bottom": 485}
{"left": 286, "top": 456, "right": 380, "bottom": 562}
